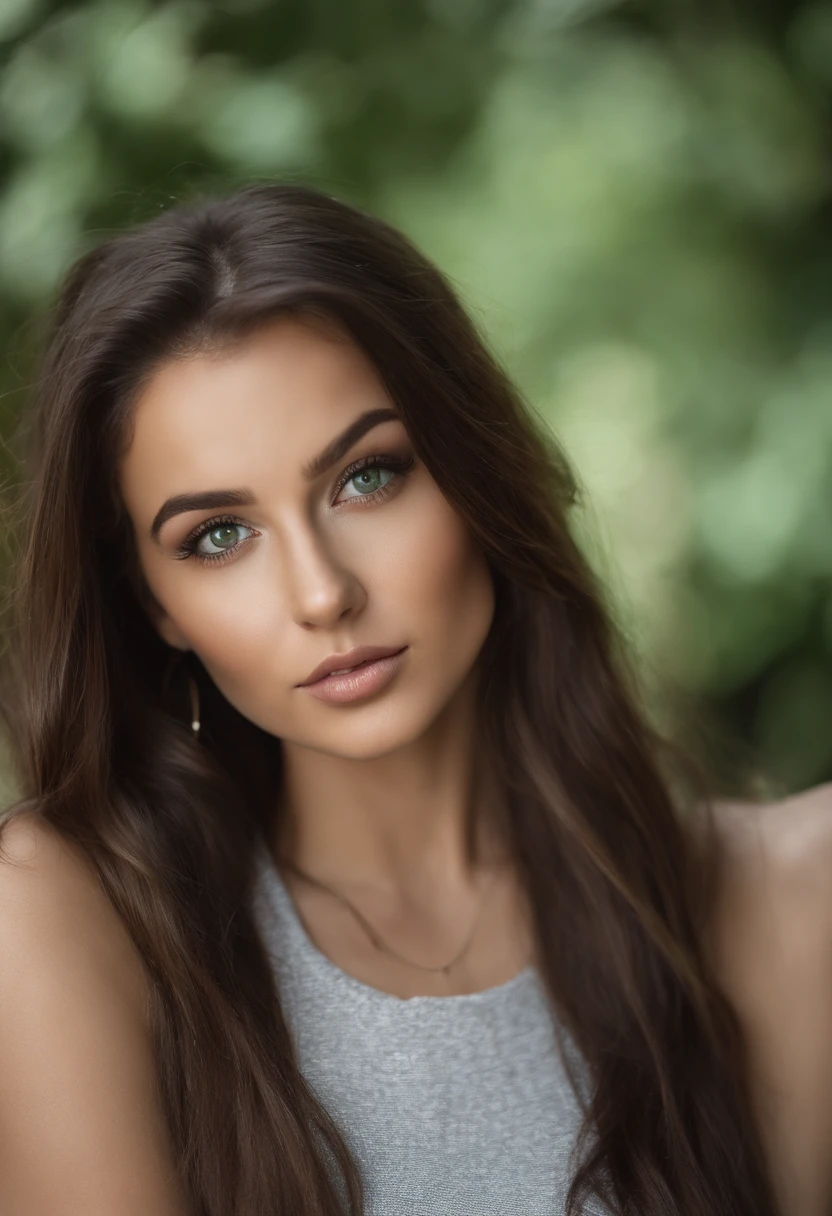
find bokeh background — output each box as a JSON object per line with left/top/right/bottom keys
{"left": 1, "top": 0, "right": 831, "bottom": 800}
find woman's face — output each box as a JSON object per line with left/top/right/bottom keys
{"left": 118, "top": 315, "right": 496, "bottom": 760}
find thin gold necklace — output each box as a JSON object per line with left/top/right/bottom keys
{"left": 280, "top": 857, "right": 498, "bottom": 976}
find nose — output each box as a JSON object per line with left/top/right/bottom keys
{"left": 281, "top": 517, "right": 365, "bottom": 630}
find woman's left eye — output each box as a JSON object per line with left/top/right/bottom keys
{"left": 333, "top": 455, "right": 415, "bottom": 506}
{"left": 336, "top": 465, "right": 396, "bottom": 501}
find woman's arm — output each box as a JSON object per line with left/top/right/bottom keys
{"left": 0, "top": 813, "right": 191, "bottom": 1216}
{"left": 708, "top": 782, "right": 832, "bottom": 1216}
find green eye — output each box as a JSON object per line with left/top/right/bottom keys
{"left": 175, "top": 514, "right": 259, "bottom": 565}
{"left": 350, "top": 467, "right": 390, "bottom": 495}
{"left": 207, "top": 525, "right": 238, "bottom": 549}
{"left": 339, "top": 465, "right": 395, "bottom": 501}
{"left": 191, "top": 520, "right": 255, "bottom": 560}
{"left": 332, "top": 453, "right": 415, "bottom": 507}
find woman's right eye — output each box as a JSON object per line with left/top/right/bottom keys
{"left": 195, "top": 522, "right": 254, "bottom": 557}
{"left": 175, "top": 517, "right": 258, "bottom": 564}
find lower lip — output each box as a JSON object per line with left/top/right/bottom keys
{"left": 300, "top": 647, "right": 408, "bottom": 704}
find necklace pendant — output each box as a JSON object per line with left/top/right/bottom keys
{"left": 285, "top": 857, "right": 493, "bottom": 976}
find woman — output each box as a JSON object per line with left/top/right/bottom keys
{"left": 0, "top": 182, "right": 829, "bottom": 1216}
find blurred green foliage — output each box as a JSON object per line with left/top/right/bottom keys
{"left": 1, "top": 0, "right": 830, "bottom": 796}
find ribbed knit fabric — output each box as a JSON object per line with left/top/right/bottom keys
{"left": 251, "top": 835, "right": 610, "bottom": 1215}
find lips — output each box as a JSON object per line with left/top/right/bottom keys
{"left": 329, "top": 658, "right": 371, "bottom": 676}
{"left": 298, "top": 644, "right": 407, "bottom": 687}
{"left": 299, "top": 648, "right": 408, "bottom": 705}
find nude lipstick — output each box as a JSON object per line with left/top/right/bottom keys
{"left": 297, "top": 645, "right": 408, "bottom": 705}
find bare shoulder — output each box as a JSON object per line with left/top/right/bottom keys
{"left": 707, "top": 780, "right": 832, "bottom": 1010}
{"left": 0, "top": 806, "right": 100, "bottom": 885}
{"left": 0, "top": 810, "right": 188, "bottom": 1215}
{"left": 710, "top": 780, "right": 832, "bottom": 922}
{"left": 0, "top": 806, "right": 99, "bottom": 886}
{"left": 0, "top": 809, "right": 112, "bottom": 936}
{"left": 707, "top": 783, "right": 832, "bottom": 1216}
{"left": 0, "top": 810, "right": 150, "bottom": 1014}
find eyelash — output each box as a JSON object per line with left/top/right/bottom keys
{"left": 174, "top": 452, "right": 416, "bottom": 566}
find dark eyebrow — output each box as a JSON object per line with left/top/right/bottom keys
{"left": 149, "top": 406, "right": 402, "bottom": 544}
{"left": 301, "top": 406, "right": 400, "bottom": 481}
{"left": 149, "top": 487, "right": 256, "bottom": 544}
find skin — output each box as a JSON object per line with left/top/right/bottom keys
{"left": 705, "top": 785, "right": 832, "bottom": 1216}
{"left": 118, "top": 314, "right": 535, "bottom": 1000}
{"left": 0, "top": 819, "right": 189, "bottom": 1216}
{"left": 0, "top": 312, "right": 829, "bottom": 1214}
{"left": 103, "top": 311, "right": 832, "bottom": 1209}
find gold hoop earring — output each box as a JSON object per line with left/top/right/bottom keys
{"left": 188, "top": 674, "right": 200, "bottom": 739}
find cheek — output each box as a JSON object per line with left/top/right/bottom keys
{"left": 393, "top": 497, "right": 495, "bottom": 655}
{"left": 145, "top": 560, "right": 279, "bottom": 700}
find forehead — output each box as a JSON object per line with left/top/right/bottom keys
{"left": 118, "top": 315, "right": 390, "bottom": 506}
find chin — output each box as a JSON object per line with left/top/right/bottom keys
{"left": 293, "top": 695, "right": 447, "bottom": 762}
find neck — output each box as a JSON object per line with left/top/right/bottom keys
{"left": 271, "top": 680, "right": 508, "bottom": 897}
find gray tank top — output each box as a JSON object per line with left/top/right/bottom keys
{"left": 252, "top": 836, "right": 609, "bottom": 1215}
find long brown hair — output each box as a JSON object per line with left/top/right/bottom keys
{"left": 0, "top": 182, "right": 778, "bottom": 1215}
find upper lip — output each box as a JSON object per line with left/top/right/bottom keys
{"left": 297, "top": 644, "right": 407, "bottom": 687}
